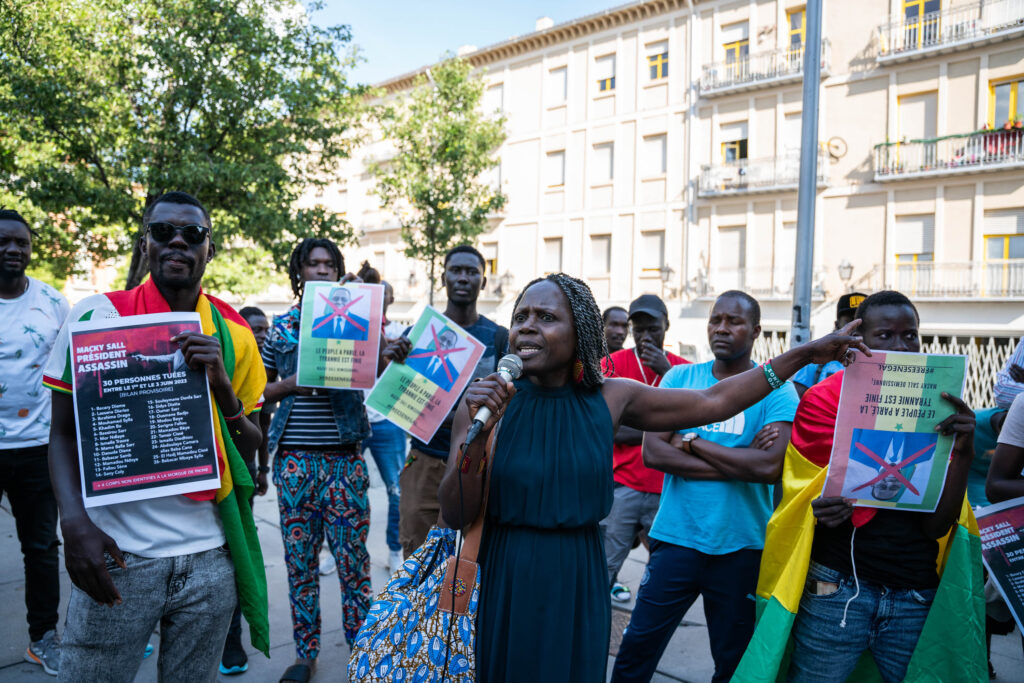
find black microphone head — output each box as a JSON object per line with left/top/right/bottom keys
{"left": 497, "top": 354, "right": 523, "bottom": 380}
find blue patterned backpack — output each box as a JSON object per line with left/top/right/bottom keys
{"left": 348, "top": 427, "right": 498, "bottom": 682}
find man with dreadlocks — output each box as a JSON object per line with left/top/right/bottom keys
{"left": 260, "top": 237, "right": 376, "bottom": 683}
{"left": 437, "top": 273, "right": 865, "bottom": 682}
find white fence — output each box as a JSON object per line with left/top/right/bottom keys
{"left": 752, "top": 332, "right": 1017, "bottom": 409}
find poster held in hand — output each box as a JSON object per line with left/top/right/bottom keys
{"left": 976, "top": 497, "right": 1024, "bottom": 633}
{"left": 297, "top": 282, "right": 383, "bottom": 390}
{"left": 70, "top": 312, "right": 220, "bottom": 507}
{"left": 366, "top": 306, "right": 484, "bottom": 443}
{"left": 822, "top": 350, "right": 968, "bottom": 512}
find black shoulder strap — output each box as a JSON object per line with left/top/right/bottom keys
{"left": 493, "top": 326, "right": 509, "bottom": 370}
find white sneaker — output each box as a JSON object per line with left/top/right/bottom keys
{"left": 610, "top": 582, "right": 632, "bottom": 602}
{"left": 25, "top": 629, "right": 60, "bottom": 676}
{"left": 319, "top": 550, "right": 336, "bottom": 576}
{"left": 388, "top": 549, "right": 404, "bottom": 572}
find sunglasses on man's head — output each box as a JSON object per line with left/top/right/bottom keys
{"left": 146, "top": 222, "right": 211, "bottom": 245}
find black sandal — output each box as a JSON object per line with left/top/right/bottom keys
{"left": 280, "top": 663, "right": 312, "bottom": 683}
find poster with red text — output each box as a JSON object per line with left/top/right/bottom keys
{"left": 977, "top": 497, "right": 1024, "bottom": 633}
{"left": 365, "top": 306, "right": 484, "bottom": 443}
{"left": 69, "top": 313, "right": 219, "bottom": 507}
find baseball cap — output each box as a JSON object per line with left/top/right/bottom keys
{"left": 837, "top": 292, "right": 867, "bottom": 317}
{"left": 628, "top": 294, "right": 668, "bottom": 320}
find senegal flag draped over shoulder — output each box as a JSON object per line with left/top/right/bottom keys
{"left": 105, "top": 279, "right": 270, "bottom": 656}
{"left": 732, "top": 371, "right": 985, "bottom": 683}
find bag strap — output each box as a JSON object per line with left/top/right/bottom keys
{"left": 457, "top": 419, "right": 500, "bottom": 564}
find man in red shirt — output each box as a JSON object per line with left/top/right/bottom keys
{"left": 600, "top": 294, "right": 688, "bottom": 602}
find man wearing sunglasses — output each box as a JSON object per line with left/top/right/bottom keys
{"left": 44, "top": 191, "right": 268, "bottom": 682}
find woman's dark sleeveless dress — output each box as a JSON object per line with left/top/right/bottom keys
{"left": 476, "top": 379, "right": 614, "bottom": 682}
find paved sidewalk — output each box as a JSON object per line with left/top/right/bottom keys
{"left": 1, "top": 454, "right": 1021, "bottom": 682}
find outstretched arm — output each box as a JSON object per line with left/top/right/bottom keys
{"left": 611, "top": 322, "right": 867, "bottom": 434}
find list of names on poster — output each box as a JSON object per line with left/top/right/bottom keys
{"left": 147, "top": 395, "right": 206, "bottom": 465}
{"left": 89, "top": 404, "right": 137, "bottom": 479}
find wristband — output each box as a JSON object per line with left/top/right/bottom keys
{"left": 762, "top": 362, "right": 784, "bottom": 390}
{"left": 257, "top": 465, "right": 270, "bottom": 474}
{"left": 225, "top": 401, "right": 245, "bottom": 421}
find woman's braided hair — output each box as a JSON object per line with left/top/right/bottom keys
{"left": 511, "top": 273, "right": 609, "bottom": 390}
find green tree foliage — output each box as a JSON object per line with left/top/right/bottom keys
{"left": 372, "top": 57, "right": 506, "bottom": 303}
{"left": 0, "top": 0, "right": 363, "bottom": 288}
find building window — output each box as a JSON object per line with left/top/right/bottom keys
{"left": 718, "top": 226, "right": 747, "bottom": 290}
{"left": 547, "top": 66, "right": 567, "bottom": 103}
{"left": 591, "top": 234, "right": 612, "bottom": 273}
{"left": 481, "top": 242, "right": 498, "bottom": 276}
{"left": 640, "top": 231, "right": 665, "bottom": 274}
{"left": 788, "top": 8, "right": 806, "bottom": 49}
{"left": 990, "top": 77, "right": 1024, "bottom": 127}
{"left": 545, "top": 150, "right": 565, "bottom": 187}
{"left": 721, "top": 22, "right": 750, "bottom": 64}
{"left": 783, "top": 112, "right": 802, "bottom": 154}
{"left": 984, "top": 209, "right": 1024, "bottom": 295}
{"left": 643, "top": 134, "right": 668, "bottom": 176}
{"left": 902, "top": 0, "right": 941, "bottom": 49}
{"left": 720, "top": 122, "right": 749, "bottom": 163}
{"left": 595, "top": 54, "right": 616, "bottom": 92}
{"left": 893, "top": 214, "right": 935, "bottom": 294}
{"left": 483, "top": 83, "right": 504, "bottom": 113}
{"left": 543, "top": 237, "right": 563, "bottom": 274}
{"left": 646, "top": 41, "right": 668, "bottom": 80}
{"left": 592, "top": 142, "right": 614, "bottom": 182}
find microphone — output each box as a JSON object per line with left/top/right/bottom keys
{"left": 464, "top": 354, "right": 523, "bottom": 447}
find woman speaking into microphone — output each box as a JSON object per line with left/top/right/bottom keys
{"left": 438, "top": 273, "right": 867, "bottom": 682}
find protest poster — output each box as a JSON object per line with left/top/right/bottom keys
{"left": 69, "top": 312, "right": 220, "bottom": 507}
{"left": 296, "top": 281, "right": 383, "bottom": 390}
{"left": 977, "top": 497, "right": 1024, "bottom": 632}
{"left": 365, "top": 306, "right": 485, "bottom": 443}
{"left": 822, "top": 350, "right": 967, "bottom": 512}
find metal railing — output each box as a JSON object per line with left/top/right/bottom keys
{"left": 874, "top": 128, "right": 1024, "bottom": 179}
{"left": 753, "top": 331, "right": 1019, "bottom": 409}
{"left": 699, "top": 40, "right": 831, "bottom": 95}
{"left": 699, "top": 151, "right": 829, "bottom": 196}
{"left": 854, "top": 260, "right": 1024, "bottom": 298}
{"left": 705, "top": 267, "right": 825, "bottom": 299}
{"left": 877, "top": 0, "right": 1024, "bottom": 57}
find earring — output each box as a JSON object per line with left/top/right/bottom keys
{"left": 573, "top": 358, "right": 585, "bottom": 384}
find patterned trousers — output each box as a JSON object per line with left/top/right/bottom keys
{"left": 274, "top": 448, "right": 371, "bottom": 658}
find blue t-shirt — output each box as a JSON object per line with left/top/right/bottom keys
{"left": 792, "top": 360, "right": 843, "bottom": 389}
{"left": 649, "top": 361, "right": 799, "bottom": 554}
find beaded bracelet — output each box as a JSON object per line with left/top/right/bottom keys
{"left": 762, "top": 362, "right": 784, "bottom": 390}
{"left": 225, "top": 401, "right": 245, "bottom": 421}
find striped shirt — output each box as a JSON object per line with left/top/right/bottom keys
{"left": 995, "top": 338, "right": 1024, "bottom": 410}
{"left": 262, "top": 343, "right": 342, "bottom": 447}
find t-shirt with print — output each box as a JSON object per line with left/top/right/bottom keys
{"left": 42, "top": 293, "right": 224, "bottom": 558}
{"left": 649, "top": 361, "right": 799, "bottom": 554}
{"left": 0, "top": 277, "right": 69, "bottom": 449}
{"left": 601, "top": 347, "right": 689, "bottom": 493}
{"left": 410, "top": 315, "right": 507, "bottom": 460}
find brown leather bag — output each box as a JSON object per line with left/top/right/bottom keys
{"left": 439, "top": 421, "right": 500, "bottom": 616}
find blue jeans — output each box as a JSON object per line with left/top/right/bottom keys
{"left": 611, "top": 540, "right": 761, "bottom": 683}
{"left": 60, "top": 547, "right": 236, "bottom": 683}
{"left": 364, "top": 420, "right": 406, "bottom": 552}
{"left": 787, "top": 560, "right": 936, "bottom": 683}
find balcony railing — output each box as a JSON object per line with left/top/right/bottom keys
{"left": 858, "top": 261, "right": 1024, "bottom": 298}
{"left": 699, "top": 151, "right": 828, "bottom": 197}
{"left": 699, "top": 40, "right": 830, "bottom": 97}
{"left": 703, "top": 267, "right": 825, "bottom": 299}
{"left": 877, "top": 0, "right": 1024, "bottom": 62}
{"left": 874, "top": 128, "right": 1024, "bottom": 180}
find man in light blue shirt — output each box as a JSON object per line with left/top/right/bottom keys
{"left": 612, "top": 291, "right": 799, "bottom": 683}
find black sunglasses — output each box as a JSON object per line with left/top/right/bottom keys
{"left": 146, "top": 222, "right": 211, "bottom": 245}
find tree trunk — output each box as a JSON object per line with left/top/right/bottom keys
{"left": 125, "top": 232, "right": 148, "bottom": 290}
